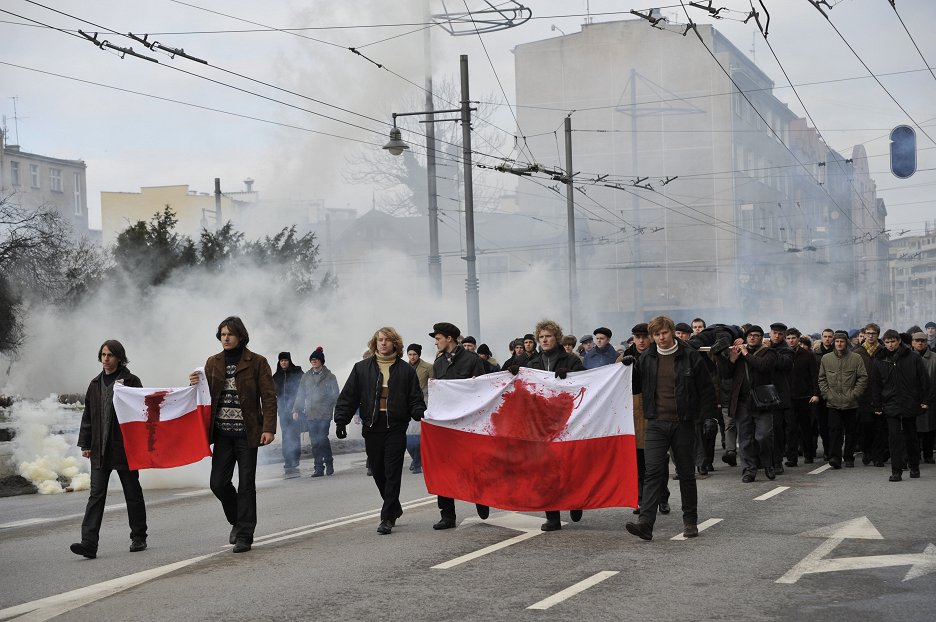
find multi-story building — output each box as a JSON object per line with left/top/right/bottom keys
{"left": 889, "top": 221, "right": 936, "bottom": 326}
{"left": 512, "top": 17, "right": 885, "bottom": 328}
{"left": 0, "top": 129, "right": 90, "bottom": 238}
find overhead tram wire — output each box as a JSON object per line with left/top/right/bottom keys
{"left": 807, "top": 0, "right": 936, "bottom": 148}
{"left": 741, "top": 4, "right": 883, "bottom": 230}
{"left": 676, "top": 1, "right": 872, "bottom": 239}
{"left": 885, "top": 0, "right": 936, "bottom": 85}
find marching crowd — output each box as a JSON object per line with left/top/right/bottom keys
{"left": 69, "top": 315, "right": 936, "bottom": 557}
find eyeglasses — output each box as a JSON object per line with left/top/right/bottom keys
{"left": 865, "top": 332, "right": 879, "bottom": 336}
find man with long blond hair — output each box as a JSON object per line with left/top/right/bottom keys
{"left": 334, "top": 327, "right": 426, "bottom": 535}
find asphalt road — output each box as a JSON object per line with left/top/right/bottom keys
{"left": 1, "top": 451, "right": 934, "bottom": 621}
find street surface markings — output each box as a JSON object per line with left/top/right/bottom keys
{"left": 671, "top": 518, "right": 723, "bottom": 540}
{"left": 526, "top": 571, "right": 619, "bottom": 610}
{"left": 808, "top": 464, "right": 831, "bottom": 475}
{"left": 0, "top": 497, "right": 436, "bottom": 621}
{"left": 433, "top": 512, "right": 552, "bottom": 570}
{"left": 777, "top": 516, "right": 936, "bottom": 584}
{"left": 753, "top": 486, "right": 789, "bottom": 501}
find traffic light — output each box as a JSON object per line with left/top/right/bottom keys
{"left": 890, "top": 125, "right": 916, "bottom": 179}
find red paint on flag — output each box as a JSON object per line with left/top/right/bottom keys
{"left": 490, "top": 380, "right": 584, "bottom": 441}
{"left": 143, "top": 390, "right": 170, "bottom": 452}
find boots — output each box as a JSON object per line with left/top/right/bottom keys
{"left": 325, "top": 460, "right": 334, "bottom": 476}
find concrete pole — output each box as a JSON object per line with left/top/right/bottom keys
{"left": 460, "top": 55, "right": 480, "bottom": 339}
{"left": 424, "top": 0, "right": 442, "bottom": 296}
{"left": 565, "top": 116, "right": 577, "bottom": 333}
{"left": 214, "top": 177, "right": 222, "bottom": 229}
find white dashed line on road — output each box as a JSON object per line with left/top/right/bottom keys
{"left": 754, "top": 486, "right": 790, "bottom": 501}
{"left": 671, "top": 518, "right": 723, "bottom": 540}
{"left": 808, "top": 464, "right": 832, "bottom": 475}
{"left": 527, "top": 571, "right": 619, "bottom": 610}
{"left": 433, "top": 530, "right": 544, "bottom": 569}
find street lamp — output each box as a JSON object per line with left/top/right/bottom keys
{"left": 383, "top": 55, "right": 481, "bottom": 340}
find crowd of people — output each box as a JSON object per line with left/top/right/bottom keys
{"left": 70, "top": 315, "right": 936, "bottom": 557}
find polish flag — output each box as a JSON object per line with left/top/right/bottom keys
{"left": 421, "top": 364, "right": 637, "bottom": 511}
{"left": 112, "top": 368, "right": 213, "bottom": 470}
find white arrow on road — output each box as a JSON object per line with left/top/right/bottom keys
{"left": 777, "top": 516, "right": 936, "bottom": 584}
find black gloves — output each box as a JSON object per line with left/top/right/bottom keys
{"left": 620, "top": 355, "right": 635, "bottom": 366}
{"left": 555, "top": 368, "right": 568, "bottom": 380}
{"left": 335, "top": 424, "right": 347, "bottom": 439}
{"left": 508, "top": 365, "right": 520, "bottom": 376}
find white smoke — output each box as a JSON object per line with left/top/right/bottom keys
{"left": 9, "top": 395, "right": 89, "bottom": 494}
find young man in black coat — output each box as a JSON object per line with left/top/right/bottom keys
{"left": 273, "top": 352, "right": 303, "bottom": 478}
{"left": 71, "top": 340, "right": 147, "bottom": 559}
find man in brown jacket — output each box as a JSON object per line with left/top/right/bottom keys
{"left": 190, "top": 316, "right": 276, "bottom": 553}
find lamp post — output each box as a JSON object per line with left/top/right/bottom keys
{"left": 384, "top": 54, "right": 480, "bottom": 339}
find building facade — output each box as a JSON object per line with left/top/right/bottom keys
{"left": 889, "top": 222, "right": 936, "bottom": 327}
{"left": 0, "top": 129, "right": 90, "bottom": 238}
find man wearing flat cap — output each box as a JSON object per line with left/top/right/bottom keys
{"left": 674, "top": 323, "right": 692, "bottom": 342}
{"left": 429, "top": 322, "right": 487, "bottom": 529}
{"left": 768, "top": 322, "right": 794, "bottom": 475}
{"left": 461, "top": 336, "right": 477, "bottom": 353}
{"left": 584, "top": 327, "right": 618, "bottom": 369}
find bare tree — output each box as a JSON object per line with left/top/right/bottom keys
{"left": 344, "top": 80, "right": 508, "bottom": 216}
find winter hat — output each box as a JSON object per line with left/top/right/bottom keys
{"left": 430, "top": 322, "right": 460, "bottom": 339}
{"left": 593, "top": 327, "right": 612, "bottom": 338}
{"left": 833, "top": 330, "right": 849, "bottom": 341}
{"left": 579, "top": 335, "right": 594, "bottom": 344}
{"left": 848, "top": 329, "right": 860, "bottom": 339}
{"left": 278, "top": 352, "right": 292, "bottom": 362}
{"left": 477, "top": 344, "right": 493, "bottom": 357}
{"left": 926, "top": 322, "right": 936, "bottom": 329}
{"left": 462, "top": 335, "right": 477, "bottom": 345}
{"left": 912, "top": 332, "right": 927, "bottom": 341}
{"left": 309, "top": 347, "right": 325, "bottom": 363}
{"left": 523, "top": 333, "right": 536, "bottom": 342}
{"left": 631, "top": 323, "right": 649, "bottom": 337}
{"left": 674, "top": 322, "right": 692, "bottom": 334}
{"left": 407, "top": 343, "right": 422, "bottom": 355}
{"left": 744, "top": 325, "right": 764, "bottom": 338}
{"left": 769, "top": 322, "right": 788, "bottom": 332}
{"left": 561, "top": 335, "right": 578, "bottom": 347}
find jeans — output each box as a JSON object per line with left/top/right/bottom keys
{"left": 406, "top": 434, "right": 421, "bottom": 471}
{"left": 827, "top": 408, "right": 858, "bottom": 462}
{"left": 81, "top": 467, "right": 147, "bottom": 549}
{"left": 306, "top": 419, "right": 333, "bottom": 469}
{"left": 364, "top": 429, "right": 406, "bottom": 521}
{"left": 279, "top": 413, "right": 301, "bottom": 470}
{"left": 210, "top": 435, "right": 258, "bottom": 543}
{"left": 640, "top": 420, "right": 697, "bottom": 528}
{"left": 735, "top": 401, "right": 774, "bottom": 478}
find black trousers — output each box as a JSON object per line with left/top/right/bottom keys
{"left": 640, "top": 420, "right": 697, "bottom": 528}
{"left": 859, "top": 412, "right": 889, "bottom": 463}
{"left": 814, "top": 398, "right": 830, "bottom": 458}
{"left": 787, "top": 398, "right": 815, "bottom": 462}
{"left": 736, "top": 402, "right": 774, "bottom": 477}
{"left": 888, "top": 416, "right": 920, "bottom": 471}
{"left": 772, "top": 408, "right": 788, "bottom": 467}
{"left": 827, "top": 408, "right": 857, "bottom": 462}
{"left": 210, "top": 435, "right": 258, "bottom": 543}
{"left": 81, "top": 466, "right": 147, "bottom": 549}
{"left": 364, "top": 429, "right": 407, "bottom": 521}
{"left": 636, "top": 448, "right": 670, "bottom": 508}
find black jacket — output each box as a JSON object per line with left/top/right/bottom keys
{"left": 334, "top": 355, "right": 426, "bottom": 432}
{"left": 633, "top": 341, "right": 716, "bottom": 423}
{"left": 769, "top": 340, "right": 794, "bottom": 407}
{"left": 526, "top": 346, "right": 584, "bottom": 374}
{"left": 853, "top": 342, "right": 886, "bottom": 414}
{"left": 720, "top": 344, "right": 778, "bottom": 415}
{"left": 871, "top": 344, "right": 930, "bottom": 418}
{"left": 272, "top": 363, "right": 303, "bottom": 416}
{"left": 789, "top": 346, "right": 820, "bottom": 399}
{"left": 433, "top": 345, "right": 485, "bottom": 380}
{"left": 78, "top": 367, "right": 142, "bottom": 470}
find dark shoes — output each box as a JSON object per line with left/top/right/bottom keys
{"left": 909, "top": 468, "right": 921, "bottom": 479}
{"left": 784, "top": 460, "right": 797, "bottom": 467}
{"left": 311, "top": 469, "right": 324, "bottom": 478}
{"left": 658, "top": 502, "right": 671, "bottom": 514}
{"left": 570, "top": 510, "right": 583, "bottom": 522}
{"left": 829, "top": 458, "right": 842, "bottom": 470}
{"left": 411, "top": 467, "right": 422, "bottom": 474}
{"left": 433, "top": 517, "right": 456, "bottom": 530}
{"left": 390, "top": 507, "right": 403, "bottom": 527}
{"left": 844, "top": 460, "right": 855, "bottom": 468}
{"left": 862, "top": 456, "right": 872, "bottom": 466}
{"left": 765, "top": 467, "right": 776, "bottom": 480}
{"left": 377, "top": 520, "right": 393, "bottom": 535}
{"left": 366, "top": 467, "right": 373, "bottom": 476}
{"left": 540, "top": 519, "right": 562, "bottom": 532}
{"left": 804, "top": 457, "right": 814, "bottom": 464}
{"left": 632, "top": 506, "right": 640, "bottom": 515}
{"left": 284, "top": 468, "right": 300, "bottom": 479}
{"left": 625, "top": 521, "right": 653, "bottom": 541}
{"left": 129, "top": 539, "right": 147, "bottom": 552}
{"left": 70, "top": 542, "right": 97, "bottom": 559}
{"left": 874, "top": 461, "right": 885, "bottom": 468}
{"left": 325, "top": 462, "right": 334, "bottom": 476}
{"left": 889, "top": 471, "right": 902, "bottom": 482}
{"left": 229, "top": 526, "right": 238, "bottom": 545}
{"left": 775, "top": 464, "right": 784, "bottom": 475}
{"left": 721, "top": 451, "right": 737, "bottom": 467}
{"left": 232, "top": 540, "right": 251, "bottom": 553}
{"left": 683, "top": 523, "right": 699, "bottom": 538}
{"left": 742, "top": 474, "right": 756, "bottom": 483}
{"left": 476, "top": 504, "right": 490, "bottom": 520}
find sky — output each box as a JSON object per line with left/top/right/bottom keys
{"left": 2, "top": 0, "right": 935, "bottom": 236}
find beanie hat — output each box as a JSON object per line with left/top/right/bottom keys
{"left": 407, "top": 343, "right": 422, "bottom": 355}
{"left": 523, "top": 333, "right": 536, "bottom": 342}
{"left": 477, "top": 344, "right": 493, "bottom": 357}
{"left": 309, "top": 347, "right": 325, "bottom": 363}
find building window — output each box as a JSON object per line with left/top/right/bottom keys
{"left": 10, "top": 161, "right": 20, "bottom": 186}
{"left": 50, "top": 168, "right": 63, "bottom": 192}
{"left": 73, "top": 172, "right": 82, "bottom": 215}
{"left": 30, "top": 163, "right": 40, "bottom": 188}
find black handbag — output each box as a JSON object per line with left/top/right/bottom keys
{"left": 745, "top": 360, "right": 782, "bottom": 410}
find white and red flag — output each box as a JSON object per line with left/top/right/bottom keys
{"left": 421, "top": 364, "right": 637, "bottom": 511}
{"left": 112, "top": 368, "right": 212, "bottom": 470}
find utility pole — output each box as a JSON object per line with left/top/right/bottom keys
{"left": 214, "top": 177, "right": 222, "bottom": 229}
{"left": 630, "top": 69, "right": 645, "bottom": 320}
{"left": 424, "top": 1, "right": 442, "bottom": 296}
{"left": 564, "top": 115, "right": 577, "bottom": 333}
{"left": 460, "top": 54, "right": 481, "bottom": 340}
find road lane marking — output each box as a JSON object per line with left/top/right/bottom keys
{"left": 670, "top": 518, "right": 723, "bottom": 540}
{"left": 753, "top": 486, "right": 789, "bottom": 501}
{"left": 526, "top": 571, "right": 619, "bottom": 610}
{"left": 432, "top": 530, "right": 543, "bottom": 569}
{"left": 808, "top": 464, "right": 831, "bottom": 475}
{"left": 0, "top": 498, "right": 437, "bottom": 621}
